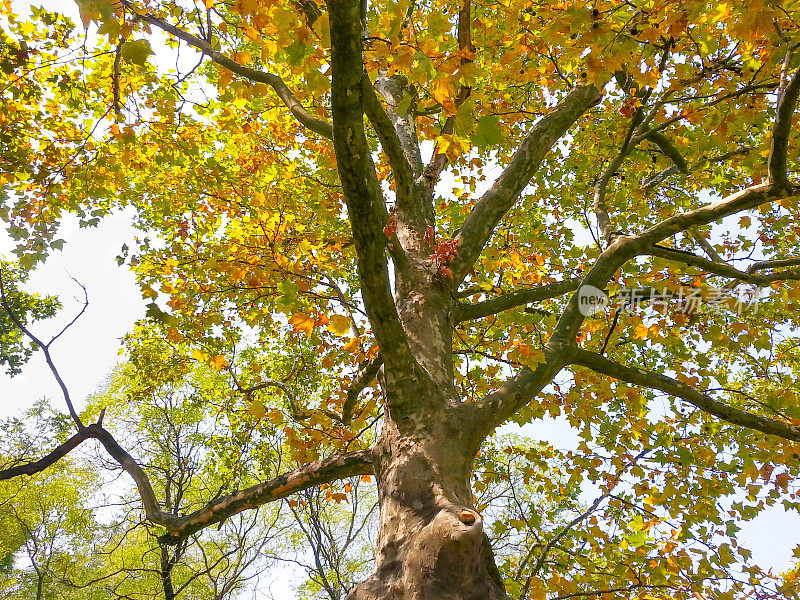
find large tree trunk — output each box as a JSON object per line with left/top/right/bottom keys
{"left": 349, "top": 407, "right": 507, "bottom": 599}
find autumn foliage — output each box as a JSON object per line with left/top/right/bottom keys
{"left": 1, "top": 0, "right": 800, "bottom": 598}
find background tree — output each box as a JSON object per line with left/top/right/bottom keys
{"left": 1, "top": 0, "right": 800, "bottom": 599}
{"left": 78, "top": 335, "right": 289, "bottom": 600}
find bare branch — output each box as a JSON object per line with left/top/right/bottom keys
{"left": 450, "top": 84, "right": 602, "bottom": 285}
{"left": 570, "top": 348, "right": 800, "bottom": 441}
{"left": 455, "top": 279, "right": 580, "bottom": 322}
{"left": 49, "top": 276, "right": 89, "bottom": 344}
{"left": 0, "top": 428, "right": 94, "bottom": 479}
{"left": 125, "top": 4, "right": 333, "bottom": 140}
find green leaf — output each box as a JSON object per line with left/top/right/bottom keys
{"left": 472, "top": 115, "right": 503, "bottom": 148}
{"left": 121, "top": 39, "right": 154, "bottom": 66}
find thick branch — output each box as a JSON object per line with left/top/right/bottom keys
{"left": 748, "top": 257, "right": 800, "bottom": 272}
{"left": 570, "top": 348, "right": 800, "bottom": 442}
{"left": 451, "top": 85, "right": 602, "bottom": 285}
{"left": 649, "top": 245, "right": 800, "bottom": 284}
{"left": 372, "top": 74, "right": 423, "bottom": 176}
{"left": 341, "top": 354, "right": 383, "bottom": 424}
{"left": 0, "top": 421, "right": 168, "bottom": 524}
{"left": 363, "top": 74, "right": 416, "bottom": 201}
{"left": 159, "top": 449, "right": 374, "bottom": 542}
{"left": 328, "top": 0, "right": 414, "bottom": 370}
{"left": 465, "top": 62, "right": 798, "bottom": 441}
{"left": 128, "top": 6, "right": 333, "bottom": 139}
{"left": 634, "top": 184, "right": 788, "bottom": 247}
{"left": 769, "top": 64, "right": 800, "bottom": 188}
{"left": 91, "top": 424, "right": 167, "bottom": 523}
{"left": 0, "top": 423, "right": 374, "bottom": 544}
{"left": 455, "top": 279, "right": 580, "bottom": 322}
{"left": 687, "top": 226, "right": 725, "bottom": 263}
{"left": 646, "top": 131, "right": 689, "bottom": 174}
{"left": 648, "top": 245, "right": 748, "bottom": 280}
{"left": 468, "top": 183, "right": 797, "bottom": 437}
{"left": 642, "top": 147, "right": 750, "bottom": 191}
{"left": 465, "top": 347, "right": 569, "bottom": 445}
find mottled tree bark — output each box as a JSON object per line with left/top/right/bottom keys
{"left": 349, "top": 408, "right": 506, "bottom": 600}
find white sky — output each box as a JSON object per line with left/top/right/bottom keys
{"left": 1, "top": 0, "right": 797, "bottom": 589}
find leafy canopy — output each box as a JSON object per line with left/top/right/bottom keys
{"left": 1, "top": 0, "right": 800, "bottom": 598}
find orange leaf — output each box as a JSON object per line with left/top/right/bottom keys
{"left": 344, "top": 337, "right": 361, "bottom": 353}
{"left": 210, "top": 355, "right": 228, "bottom": 371}
{"left": 289, "top": 313, "right": 315, "bottom": 336}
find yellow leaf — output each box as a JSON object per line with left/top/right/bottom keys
{"left": 327, "top": 314, "right": 351, "bottom": 336}
{"left": 640, "top": 26, "right": 661, "bottom": 44}
{"left": 233, "top": 50, "right": 252, "bottom": 64}
{"left": 191, "top": 349, "right": 209, "bottom": 362}
{"left": 633, "top": 324, "right": 649, "bottom": 340}
{"left": 430, "top": 77, "right": 456, "bottom": 108}
{"left": 76, "top": 0, "right": 112, "bottom": 29}
{"left": 528, "top": 577, "right": 546, "bottom": 600}
{"left": 312, "top": 12, "right": 330, "bottom": 48}
{"left": 435, "top": 134, "right": 470, "bottom": 161}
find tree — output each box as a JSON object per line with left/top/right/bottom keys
{"left": 1, "top": 0, "right": 800, "bottom": 598}
{"left": 78, "top": 348, "right": 287, "bottom": 600}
